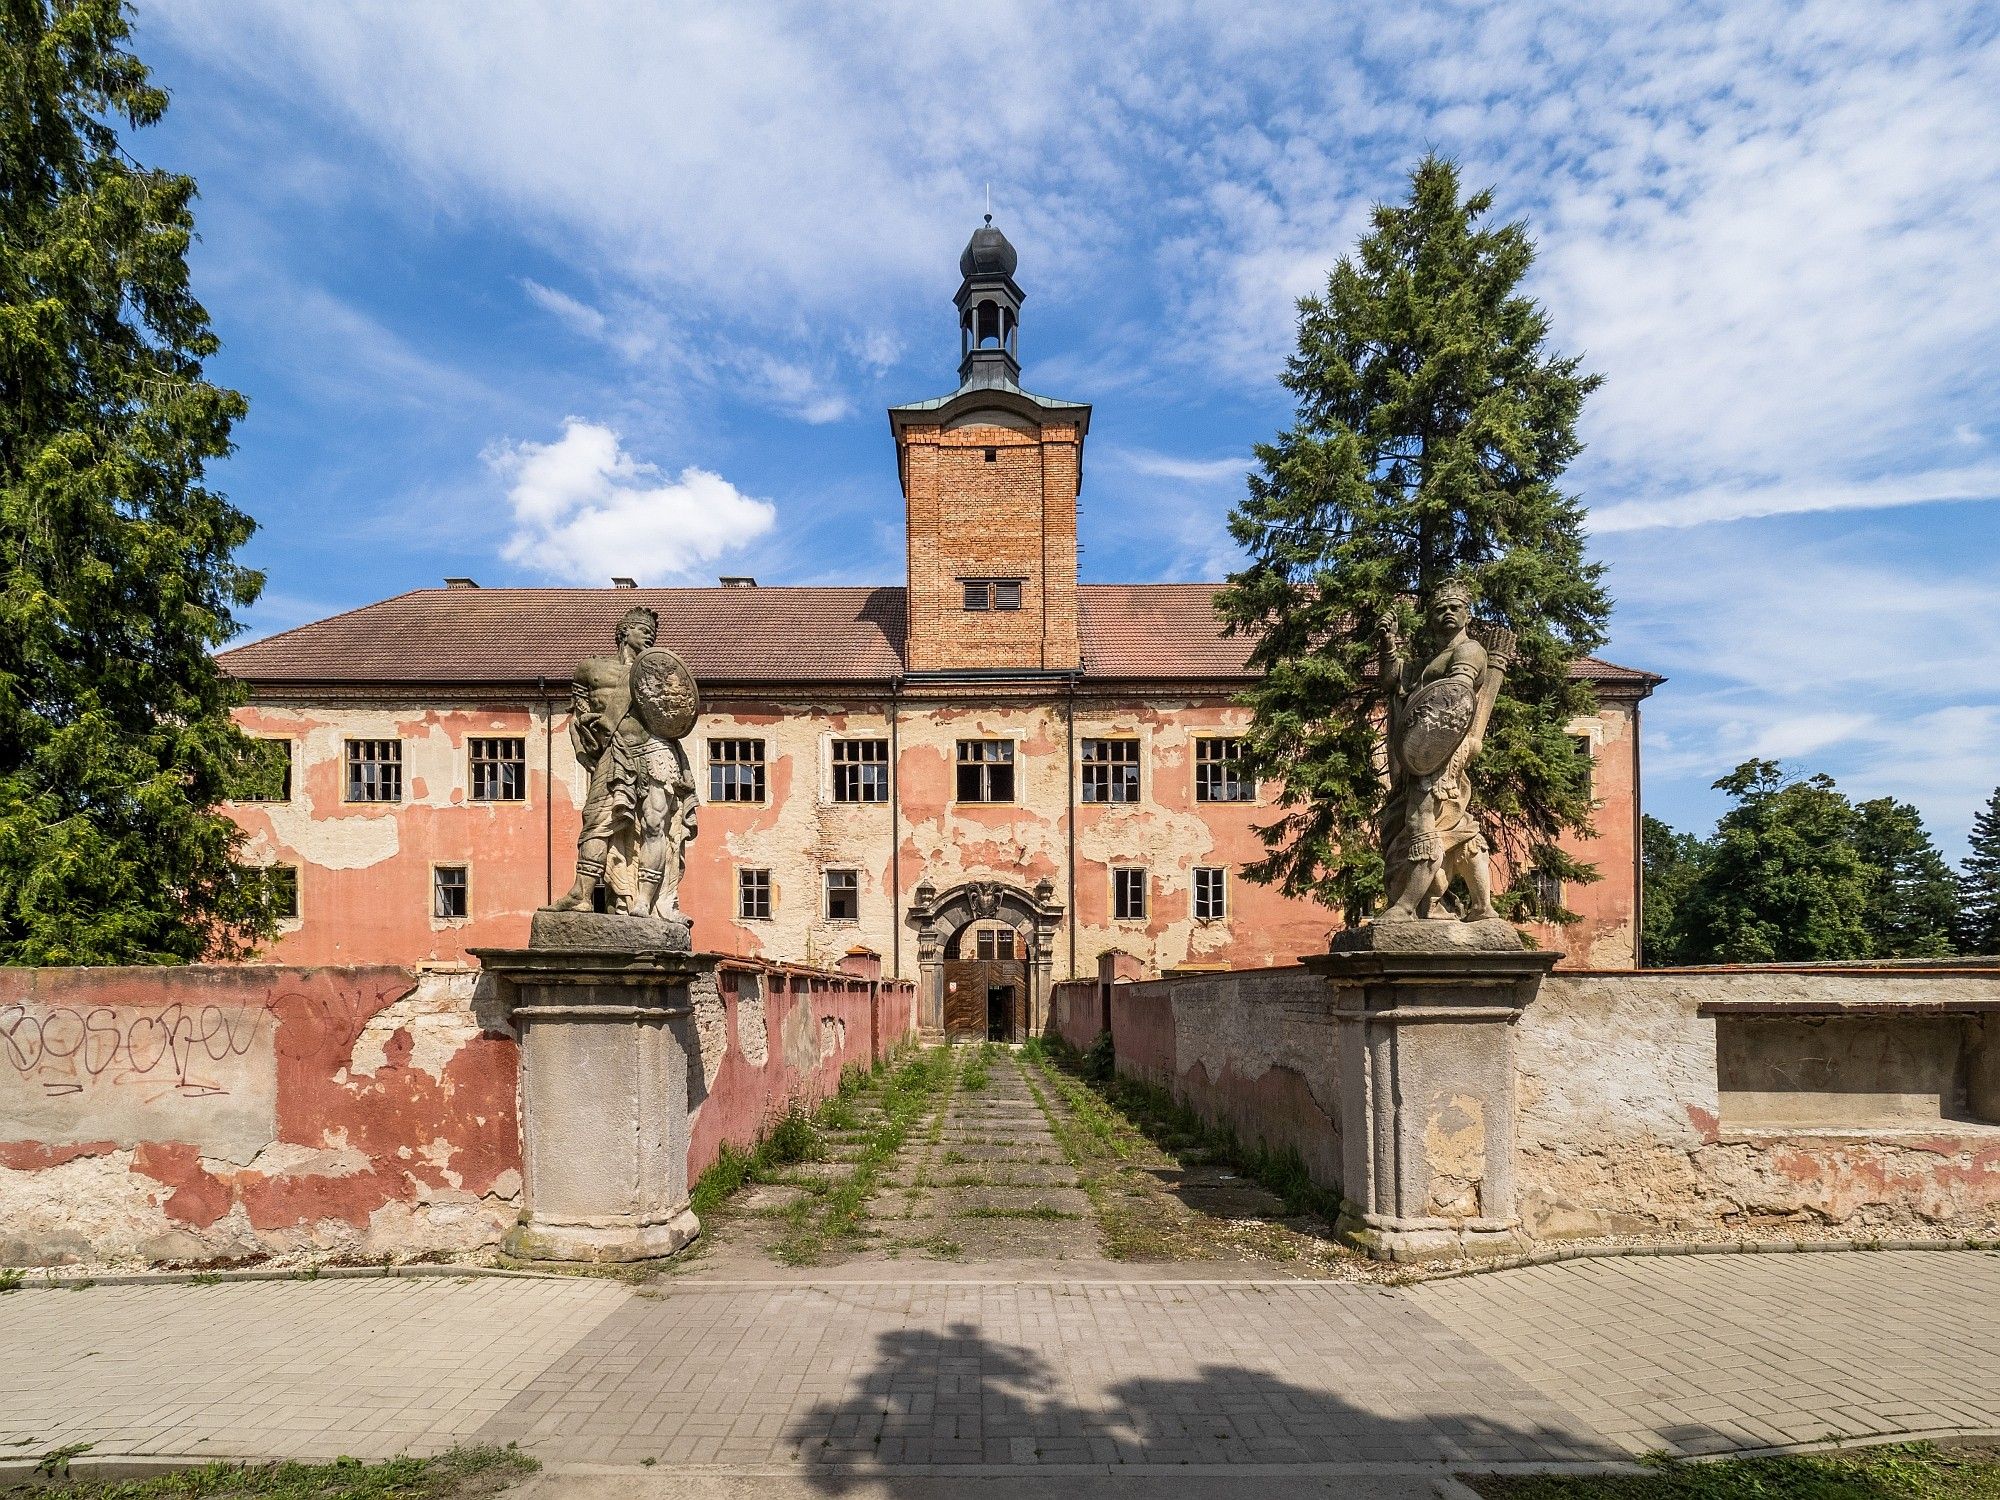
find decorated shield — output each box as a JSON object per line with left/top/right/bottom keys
{"left": 629, "top": 647, "right": 700, "bottom": 740}
{"left": 1399, "top": 677, "right": 1476, "bottom": 776}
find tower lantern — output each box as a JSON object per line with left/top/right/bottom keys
{"left": 956, "top": 215, "right": 1023, "bottom": 389}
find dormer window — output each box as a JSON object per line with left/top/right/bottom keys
{"left": 962, "top": 578, "right": 1022, "bottom": 612}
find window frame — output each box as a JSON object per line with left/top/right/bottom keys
{"left": 830, "top": 737, "right": 890, "bottom": 804}
{"left": 432, "top": 863, "right": 470, "bottom": 922}
{"left": 468, "top": 735, "right": 528, "bottom": 803}
{"left": 264, "top": 863, "right": 301, "bottom": 922}
{"left": 1111, "top": 866, "right": 1148, "bottom": 922}
{"left": 954, "top": 739, "right": 1017, "bottom": 804}
{"left": 824, "top": 868, "right": 859, "bottom": 922}
{"left": 974, "top": 925, "right": 1017, "bottom": 961}
{"left": 1079, "top": 737, "right": 1141, "bottom": 805}
{"left": 959, "top": 577, "right": 1024, "bottom": 613}
{"left": 707, "top": 738, "right": 769, "bottom": 804}
{"left": 738, "top": 867, "right": 773, "bottom": 921}
{"left": 1570, "top": 732, "right": 1596, "bottom": 799}
{"left": 235, "top": 737, "right": 295, "bottom": 804}
{"left": 1193, "top": 865, "right": 1227, "bottom": 923}
{"left": 1194, "top": 736, "right": 1255, "bottom": 804}
{"left": 343, "top": 738, "right": 403, "bottom": 804}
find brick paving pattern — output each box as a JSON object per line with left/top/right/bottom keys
{"left": 0, "top": 1276, "right": 628, "bottom": 1462}
{"left": 473, "top": 1279, "right": 1616, "bottom": 1469}
{"left": 1412, "top": 1248, "right": 2000, "bottom": 1457}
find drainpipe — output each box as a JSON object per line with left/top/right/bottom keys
{"left": 1065, "top": 672, "right": 1078, "bottom": 982}
{"left": 889, "top": 676, "right": 903, "bottom": 983}
{"left": 538, "top": 675, "right": 553, "bottom": 905}
{"left": 1631, "top": 700, "right": 1645, "bottom": 970}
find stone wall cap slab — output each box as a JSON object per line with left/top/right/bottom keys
{"left": 528, "top": 908, "right": 693, "bottom": 954}
{"left": 1696, "top": 997, "right": 2000, "bottom": 1016}
{"left": 1329, "top": 917, "right": 1534, "bottom": 954}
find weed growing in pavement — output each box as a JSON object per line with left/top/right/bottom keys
{"left": 0, "top": 1267, "right": 23, "bottom": 1293}
{"left": 773, "top": 1046, "right": 953, "bottom": 1265}
{"left": 1465, "top": 1439, "right": 2000, "bottom": 1498}
{"left": 26, "top": 1444, "right": 538, "bottom": 1500}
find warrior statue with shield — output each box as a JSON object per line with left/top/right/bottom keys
{"left": 551, "top": 605, "right": 700, "bottom": 922}
{"left": 1378, "top": 580, "right": 1514, "bottom": 924}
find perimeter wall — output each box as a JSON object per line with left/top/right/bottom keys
{"left": 1, "top": 956, "right": 914, "bottom": 1267}
{"left": 1052, "top": 961, "right": 2000, "bottom": 1238}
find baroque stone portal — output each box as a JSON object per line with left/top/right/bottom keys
{"left": 549, "top": 605, "right": 699, "bottom": 934}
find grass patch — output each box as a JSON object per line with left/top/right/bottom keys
{"left": 954, "top": 1205, "right": 1081, "bottom": 1221}
{"left": 0, "top": 1268, "right": 23, "bottom": 1293}
{"left": 21, "top": 1444, "right": 537, "bottom": 1500}
{"left": 1466, "top": 1440, "right": 2000, "bottom": 1498}
{"left": 771, "top": 1045, "right": 953, "bottom": 1265}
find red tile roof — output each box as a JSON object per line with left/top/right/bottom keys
{"left": 217, "top": 584, "right": 1659, "bottom": 691}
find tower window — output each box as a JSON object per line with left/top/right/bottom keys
{"left": 983, "top": 446, "right": 997, "bottom": 462}
{"left": 962, "top": 578, "right": 1023, "bottom": 612}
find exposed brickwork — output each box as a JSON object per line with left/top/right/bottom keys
{"left": 901, "top": 420, "right": 1082, "bottom": 671}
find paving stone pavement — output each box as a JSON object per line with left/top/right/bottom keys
{"left": 1410, "top": 1248, "right": 2000, "bottom": 1457}
{"left": 4, "top": 1252, "right": 1999, "bottom": 1480}
{"left": 0, "top": 1276, "right": 630, "bottom": 1462}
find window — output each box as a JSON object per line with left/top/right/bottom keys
{"left": 982, "top": 446, "right": 997, "bottom": 462}
{"left": 1571, "top": 733, "right": 1595, "bottom": 798}
{"left": 1195, "top": 738, "right": 1254, "bottom": 803}
{"left": 708, "top": 739, "right": 767, "bottom": 803}
{"left": 470, "top": 736, "right": 526, "bottom": 802}
{"left": 831, "top": 738, "right": 889, "bottom": 803}
{"left": 262, "top": 864, "right": 299, "bottom": 920}
{"left": 961, "top": 578, "right": 1023, "bottom": 612}
{"left": 955, "top": 740, "right": 1015, "bottom": 802}
{"left": 824, "top": 869, "right": 858, "bottom": 922}
{"left": 1193, "top": 866, "right": 1227, "bottom": 922}
{"left": 236, "top": 738, "right": 292, "bottom": 802}
{"left": 1113, "top": 867, "right": 1147, "bottom": 921}
{"left": 739, "top": 868, "right": 772, "bottom": 920}
{"left": 433, "top": 865, "right": 468, "bottom": 920}
{"left": 975, "top": 926, "right": 1016, "bottom": 960}
{"left": 345, "top": 739, "right": 401, "bottom": 803}
{"left": 1080, "top": 738, "right": 1140, "bottom": 803}
{"left": 1517, "top": 869, "right": 1564, "bottom": 920}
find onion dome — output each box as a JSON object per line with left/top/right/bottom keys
{"left": 959, "top": 215, "right": 1019, "bottom": 279}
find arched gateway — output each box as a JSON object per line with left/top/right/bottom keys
{"left": 907, "top": 877, "right": 1064, "bottom": 1042}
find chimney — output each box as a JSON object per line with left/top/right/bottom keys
{"left": 719, "top": 575, "right": 757, "bottom": 588}
{"left": 611, "top": 577, "right": 637, "bottom": 589}
{"left": 444, "top": 577, "right": 479, "bottom": 589}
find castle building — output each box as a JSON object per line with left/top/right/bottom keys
{"left": 217, "top": 220, "right": 1659, "bottom": 1038}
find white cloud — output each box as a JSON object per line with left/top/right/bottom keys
{"left": 1591, "top": 465, "right": 2000, "bottom": 533}
{"left": 1105, "top": 447, "right": 1253, "bottom": 485}
{"left": 491, "top": 419, "right": 775, "bottom": 585}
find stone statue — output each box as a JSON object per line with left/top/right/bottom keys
{"left": 1377, "top": 580, "right": 1514, "bottom": 927}
{"left": 550, "top": 605, "right": 700, "bottom": 924}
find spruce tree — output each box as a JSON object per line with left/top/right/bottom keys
{"left": 1852, "top": 797, "right": 1958, "bottom": 958}
{"left": 1216, "top": 155, "right": 1610, "bottom": 921}
{"left": 1, "top": 0, "right": 272, "bottom": 962}
{"left": 1959, "top": 787, "right": 2000, "bottom": 955}
{"left": 1678, "top": 761, "right": 1872, "bottom": 964}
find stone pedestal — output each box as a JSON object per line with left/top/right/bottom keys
{"left": 472, "top": 942, "right": 701, "bottom": 1264}
{"left": 1307, "top": 923, "right": 1559, "bottom": 1264}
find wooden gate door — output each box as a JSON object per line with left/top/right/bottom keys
{"left": 942, "top": 959, "right": 985, "bottom": 1037}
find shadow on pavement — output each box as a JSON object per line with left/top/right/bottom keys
{"left": 782, "top": 1319, "right": 1631, "bottom": 1492}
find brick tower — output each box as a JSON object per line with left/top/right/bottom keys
{"left": 890, "top": 218, "right": 1090, "bottom": 673}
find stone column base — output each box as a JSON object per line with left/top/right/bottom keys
{"left": 503, "top": 1206, "right": 700, "bottom": 1266}
{"left": 1336, "top": 1205, "right": 1530, "bottom": 1265}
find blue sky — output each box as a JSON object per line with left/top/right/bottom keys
{"left": 136, "top": 2, "right": 1998, "bottom": 853}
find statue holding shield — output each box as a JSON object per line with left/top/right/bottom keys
{"left": 1378, "top": 580, "right": 1513, "bottom": 925}
{"left": 552, "top": 605, "right": 700, "bottom": 923}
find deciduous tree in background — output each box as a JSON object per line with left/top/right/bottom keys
{"left": 1, "top": 0, "right": 272, "bottom": 962}
{"left": 1216, "top": 155, "right": 1610, "bottom": 922}
{"left": 1959, "top": 787, "right": 2000, "bottom": 956}
{"left": 1674, "top": 761, "right": 1874, "bottom": 964}
{"left": 1639, "top": 814, "right": 1708, "bottom": 967}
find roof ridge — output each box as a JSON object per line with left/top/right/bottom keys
{"left": 216, "top": 587, "right": 429, "bottom": 661}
